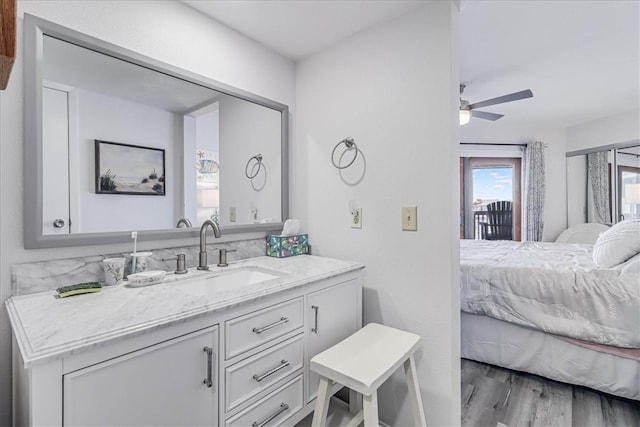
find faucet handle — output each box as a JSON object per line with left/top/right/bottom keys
{"left": 162, "top": 253, "right": 188, "bottom": 275}
{"left": 216, "top": 248, "right": 237, "bottom": 267}
{"left": 213, "top": 248, "right": 237, "bottom": 254}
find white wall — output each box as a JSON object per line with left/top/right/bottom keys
{"left": 0, "top": 2, "right": 295, "bottom": 424}
{"left": 566, "top": 108, "right": 640, "bottom": 152}
{"left": 294, "top": 3, "right": 460, "bottom": 425}
{"left": 460, "top": 121, "right": 568, "bottom": 241}
{"left": 77, "top": 89, "right": 180, "bottom": 233}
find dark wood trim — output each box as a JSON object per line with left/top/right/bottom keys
{"left": 0, "top": 0, "right": 16, "bottom": 90}
{"left": 513, "top": 158, "right": 522, "bottom": 241}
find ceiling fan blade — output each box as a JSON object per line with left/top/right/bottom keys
{"left": 472, "top": 110, "right": 504, "bottom": 121}
{"left": 468, "top": 89, "right": 533, "bottom": 110}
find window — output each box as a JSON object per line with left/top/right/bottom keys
{"left": 460, "top": 157, "right": 522, "bottom": 240}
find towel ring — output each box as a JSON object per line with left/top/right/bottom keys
{"left": 245, "top": 154, "right": 263, "bottom": 179}
{"left": 331, "top": 137, "right": 358, "bottom": 169}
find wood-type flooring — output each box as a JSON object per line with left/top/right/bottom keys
{"left": 461, "top": 358, "right": 640, "bottom": 427}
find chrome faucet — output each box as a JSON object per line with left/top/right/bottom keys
{"left": 198, "top": 219, "right": 221, "bottom": 270}
{"left": 176, "top": 218, "right": 192, "bottom": 228}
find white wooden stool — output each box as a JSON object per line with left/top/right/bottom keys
{"left": 310, "top": 323, "right": 426, "bottom": 427}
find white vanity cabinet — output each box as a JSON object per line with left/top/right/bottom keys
{"left": 306, "top": 280, "right": 360, "bottom": 402}
{"left": 9, "top": 256, "right": 363, "bottom": 427}
{"left": 63, "top": 326, "right": 219, "bottom": 426}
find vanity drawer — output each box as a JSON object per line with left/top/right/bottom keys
{"left": 226, "top": 375, "right": 303, "bottom": 427}
{"left": 225, "top": 334, "right": 303, "bottom": 412}
{"left": 225, "top": 297, "right": 303, "bottom": 359}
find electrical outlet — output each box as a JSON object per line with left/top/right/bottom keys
{"left": 402, "top": 206, "right": 417, "bottom": 231}
{"left": 351, "top": 208, "right": 362, "bottom": 229}
{"left": 229, "top": 207, "right": 236, "bottom": 222}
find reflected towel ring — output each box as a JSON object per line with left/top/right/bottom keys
{"left": 331, "top": 137, "right": 358, "bottom": 169}
{"left": 245, "top": 154, "right": 263, "bottom": 179}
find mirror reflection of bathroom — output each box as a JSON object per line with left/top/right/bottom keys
{"left": 40, "top": 34, "right": 283, "bottom": 236}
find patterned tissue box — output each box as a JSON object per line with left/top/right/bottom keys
{"left": 266, "top": 234, "right": 309, "bottom": 258}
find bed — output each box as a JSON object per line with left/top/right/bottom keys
{"left": 460, "top": 221, "right": 640, "bottom": 400}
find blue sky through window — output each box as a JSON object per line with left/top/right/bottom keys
{"left": 473, "top": 167, "right": 513, "bottom": 203}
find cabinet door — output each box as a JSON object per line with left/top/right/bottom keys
{"left": 306, "top": 280, "right": 359, "bottom": 402}
{"left": 64, "top": 326, "right": 218, "bottom": 426}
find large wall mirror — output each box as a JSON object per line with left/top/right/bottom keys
{"left": 566, "top": 140, "right": 640, "bottom": 227}
{"left": 24, "top": 14, "right": 289, "bottom": 248}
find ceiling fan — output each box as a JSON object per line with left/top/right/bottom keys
{"left": 459, "top": 84, "right": 533, "bottom": 125}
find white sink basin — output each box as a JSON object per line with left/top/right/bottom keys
{"left": 172, "top": 266, "right": 285, "bottom": 295}
{"left": 204, "top": 267, "right": 282, "bottom": 287}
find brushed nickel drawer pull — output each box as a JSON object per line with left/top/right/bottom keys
{"left": 252, "top": 403, "right": 289, "bottom": 427}
{"left": 252, "top": 317, "right": 289, "bottom": 334}
{"left": 252, "top": 359, "right": 290, "bottom": 382}
{"left": 203, "top": 346, "right": 213, "bottom": 388}
{"left": 311, "top": 305, "right": 319, "bottom": 334}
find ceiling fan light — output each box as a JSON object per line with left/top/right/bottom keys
{"left": 459, "top": 109, "right": 471, "bottom": 125}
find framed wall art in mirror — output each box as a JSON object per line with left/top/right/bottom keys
{"left": 24, "top": 14, "right": 289, "bottom": 248}
{"left": 95, "top": 140, "right": 166, "bottom": 196}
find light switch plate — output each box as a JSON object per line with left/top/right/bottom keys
{"left": 402, "top": 206, "right": 417, "bottom": 231}
{"left": 229, "top": 207, "right": 236, "bottom": 222}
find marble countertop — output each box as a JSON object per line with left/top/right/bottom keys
{"left": 6, "top": 255, "right": 364, "bottom": 368}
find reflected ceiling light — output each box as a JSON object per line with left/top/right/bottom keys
{"left": 459, "top": 109, "right": 471, "bottom": 126}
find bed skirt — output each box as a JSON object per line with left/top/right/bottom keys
{"left": 461, "top": 312, "right": 640, "bottom": 401}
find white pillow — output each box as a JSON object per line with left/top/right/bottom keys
{"left": 592, "top": 219, "right": 640, "bottom": 268}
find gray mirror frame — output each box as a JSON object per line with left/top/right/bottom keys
{"left": 24, "top": 14, "right": 289, "bottom": 249}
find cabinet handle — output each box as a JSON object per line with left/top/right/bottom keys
{"left": 311, "top": 305, "right": 319, "bottom": 334}
{"left": 252, "top": 359, "right": 290, "bottom": 382}
{"left": 252, "top": 317, "right": 289, "bottom": 334}
{"left": 252, "top": 403, "right": 289, "bottom": 427}
{"left": 203, "top": 346, "right": 213, "bottom": 388}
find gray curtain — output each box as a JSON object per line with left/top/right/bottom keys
{"left": 524, "top": 141, "right": 545, "bottom": 241}
{"left": 586, "top": 151, "right": 611, "bottom": 224}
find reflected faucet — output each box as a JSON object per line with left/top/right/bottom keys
{"left": 176, "top": 218, "right": 192, "bottom": 228}
{"left": 198, "top": 219, "right": 222, "bottom": 270}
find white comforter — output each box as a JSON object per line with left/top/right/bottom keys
{"left": 460, "top": 240, "right": 640, "bottom": 348}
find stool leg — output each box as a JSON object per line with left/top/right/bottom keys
{"left": 349, "top": 388, "right": 362, "bottom": 415}
{"left": 404, "top": 355, "right": 427, "bottom": 426}
{"left": 362, "top": 391, "right": 379, "bottom": 427}
{"left": 311, "top": 377, "right": 332, "bottom": 427}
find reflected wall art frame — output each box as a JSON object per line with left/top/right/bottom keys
{"left": 95, "top": 140, "right": 166, "bottom": 196}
